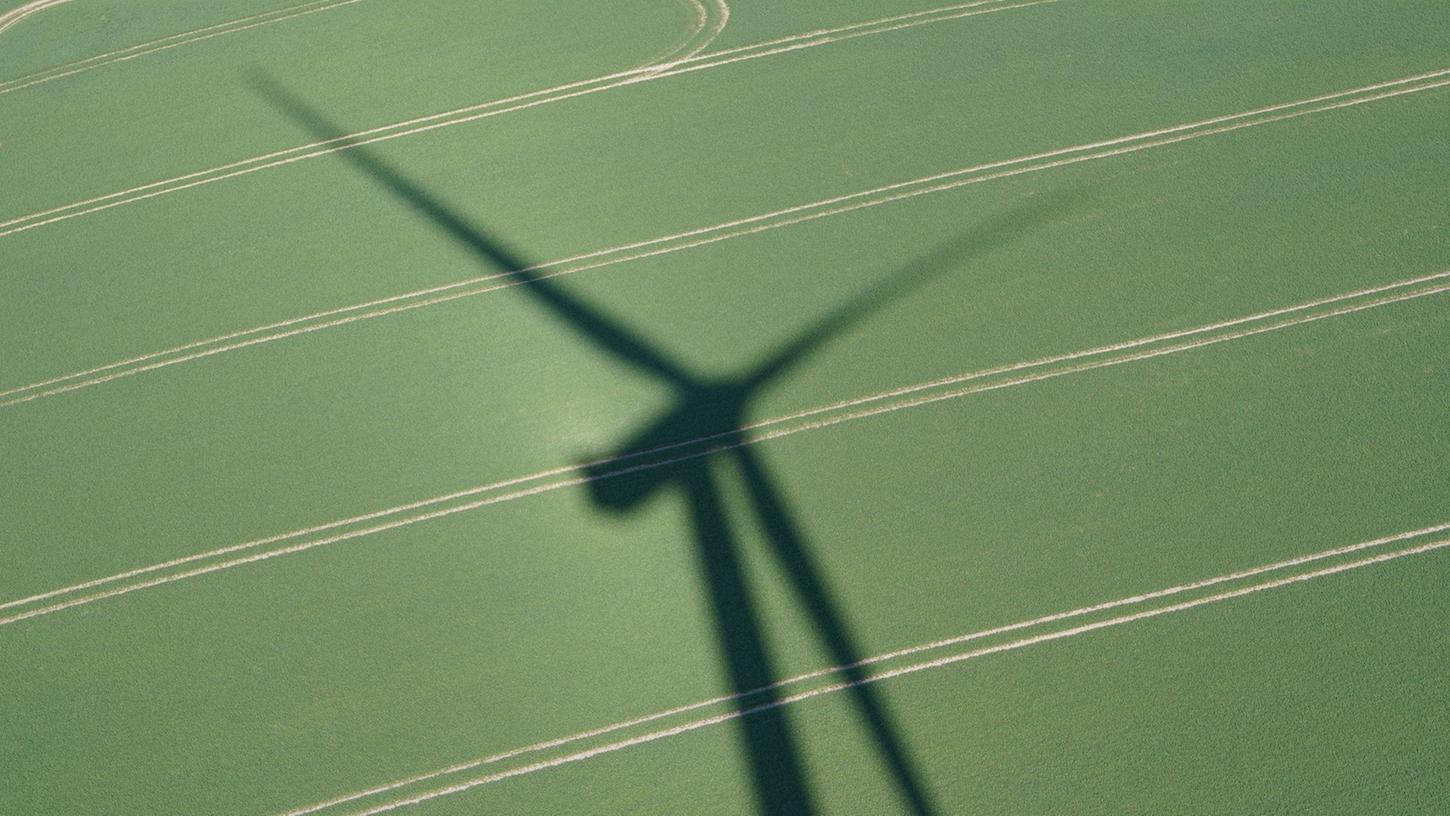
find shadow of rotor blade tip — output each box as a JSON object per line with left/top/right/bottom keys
{"left": 247, "top": 72, "right": 697, "bottom": 386}
{"left": 246, "top": 72, "right": 535, "bottom": 275}
{"left": 246, "top": 70, "right": 338, "bottom": 137}
{"left": 745, "top": 184, "right": 1097, "bottom": 389}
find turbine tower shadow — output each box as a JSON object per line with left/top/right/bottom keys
{"left": 254, "top": 74, "right": 1081, "bottom": 815}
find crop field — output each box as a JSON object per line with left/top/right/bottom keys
{"left": 1, "top": 1, "right": 1447, "bottom": 813}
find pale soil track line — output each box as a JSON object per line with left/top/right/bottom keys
{"left": 291, "top": 526, "right": 1450, "bottom": 816}
{"left": 635, "top": 0, "right": 710, "bottom": 70}
{"left": 0, "top": 0, "right": 71, "bottom": 35}
{"left": 635, "top": 0, "right": 731, "bottom": 72}
{"left": 2, "top": 67, "right": 1447, "bottom": 409}
{"left": 0, "top": 0, "right": 1045, "bottom": 238}
{"left": 0, "top": 0, "right": 364, "bottom": 96}
{"left": 3, "top": 270, "right": 1447, "bottom": 627}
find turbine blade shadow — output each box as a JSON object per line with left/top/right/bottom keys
{"left": 249, "top": 73, "right": 694, "bottom": 386}
{"left": 745, "top": 189, "right": 1089, "bottom": 391}
{"left": 733, "top": 443, "right": 939, "bottom": 815}
{"left": 681, "top": 461, "right": 818, "bottom": 815}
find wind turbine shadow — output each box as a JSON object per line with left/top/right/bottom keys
{"left": 253, "top": 73, "right": 1084, "bottom": 814}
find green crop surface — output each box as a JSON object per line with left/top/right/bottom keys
{"left": 2, "top": 1, "right": 1447, "bottom": 814}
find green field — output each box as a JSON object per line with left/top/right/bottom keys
{"left": 2, "top": 1, "right": 1447, "bottom": 814}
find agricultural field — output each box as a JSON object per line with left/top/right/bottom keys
{"left": 1, "top": 1, "right": 1447, "bottom": 813}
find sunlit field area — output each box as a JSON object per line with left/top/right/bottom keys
{"left": 2, "top": 1, "right": 1447, "bottom": 813}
